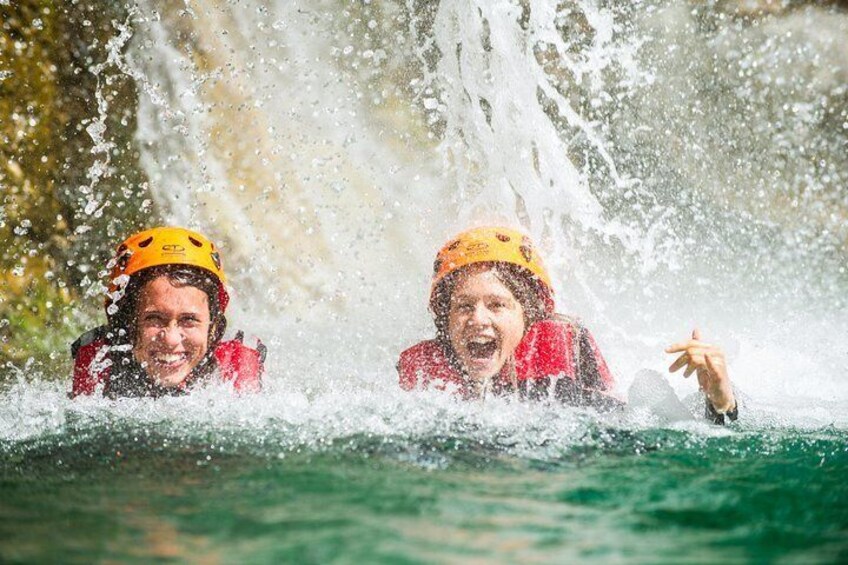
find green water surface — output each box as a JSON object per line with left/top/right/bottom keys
{"left": 1, "top": 428, "right": 846, "bottom": 563}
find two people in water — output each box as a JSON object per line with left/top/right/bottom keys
{"left": 72, "top": 225, "right": 737, "bottom": 423}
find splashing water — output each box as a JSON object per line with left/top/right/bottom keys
{"left": 2, "top": 1, "right": 847, "bottom": 561}
{"left": 112, "top": 0, "right": 847, "bottom": 411}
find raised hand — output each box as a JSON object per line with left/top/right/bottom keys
{"left": 666, "top": 329, "right": 736, "bottom": 413}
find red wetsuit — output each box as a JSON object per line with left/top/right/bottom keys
{"left": 71, "top": 326, "right": 265, "bottom": 398}
{"left": 397, "top": 316, "right": 621, "bottom": 409}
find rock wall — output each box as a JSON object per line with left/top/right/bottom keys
{"left": 0, "top": 1, "right": 156, "bottom": 372}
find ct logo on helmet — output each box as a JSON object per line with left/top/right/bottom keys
{"left": 211, "top": 251, "right": 222, "bottom": 271}
{"left": 465, "top": 241, "right": 489, "bottom": 255}
{"left": 161, "top": 244, "right": 186, "bottom": 257}
{"left": 519, "top": 236, "right": 534, "bottom": 263}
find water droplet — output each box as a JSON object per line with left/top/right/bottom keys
{"left": 84, "top": 199, "right": 99, "bottom": 215}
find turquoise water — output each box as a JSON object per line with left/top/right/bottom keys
{"left": 2, "top": 417, "right": 845, "bottom": 563}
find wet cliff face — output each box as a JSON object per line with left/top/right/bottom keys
{"left": 0, "top": 2, "right": 156, "bottom": 370}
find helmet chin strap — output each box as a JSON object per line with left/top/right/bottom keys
{"left": 479, "top": 374, "right": 494, "bottom": 401}
{"left": 209, "top": 314, "right": 227, "bottom": 346}
{"left": 472, "top": 356, "right": 520, "bottom": 401}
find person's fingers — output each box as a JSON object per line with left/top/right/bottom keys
{"left": 668, "top": 352, "right": 689, "bottom": 373}
{"left": 667, "top": 337, "right": 715, "bottom": 354}
{"left": 666, "top": 340, "right": 703, "bottom": 353}
{"left": 684, "top": 363, "right": 697, "bottom": 378}
{"left": 665, "top": 341, "right": 688, "bottom": 353}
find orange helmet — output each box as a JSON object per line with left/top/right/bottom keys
{"left": 107, "top": 226, "right": 229, "bottom": 311}
{"left": 430, "top": 226, "right": 554, "bottom": 314}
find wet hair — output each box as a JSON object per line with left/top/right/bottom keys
{"left": 431, "top": 262, "right": 550, "bottom": 345}
{"left": 104, "top": 265, "right": 227, "bottom": 396}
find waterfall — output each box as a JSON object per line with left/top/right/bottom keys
{"left": 120, "top": 0, "right": 847, "bottom": 409}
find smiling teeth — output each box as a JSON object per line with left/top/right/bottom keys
{"left": 154, "top": 354, "right": 185, "bottom": 364}
{"left": 469, "top": 337, "right": 495, "bottom": 344}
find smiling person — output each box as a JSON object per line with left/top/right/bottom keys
{"left": 397, "top": 226, "right": 738, "bottom": 424}
{"left": 71, "top": 227, "right": 265, "bottom": 398}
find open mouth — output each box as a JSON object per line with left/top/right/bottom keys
{"left": 466, "top": 336, "right": 498, "bottom": 359}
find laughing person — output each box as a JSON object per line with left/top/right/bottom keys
{"left": 397, "top": 227, "right": 738, "bottom": 423}
{"left": 71, "top": 227, "right": 265, "bottom": 398}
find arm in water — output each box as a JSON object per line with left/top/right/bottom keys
{"left": 666, "top": 329, "right": 738, "bottom": 423}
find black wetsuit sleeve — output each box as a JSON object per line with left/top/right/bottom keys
{"left": 576, "top": 326, "right": 608, "bottom": 392}
{"left": 552, "top": 325, "right": 623, "bottom": 412}
{"left": 705, "top": 399, "right": 739, "bottom": 425}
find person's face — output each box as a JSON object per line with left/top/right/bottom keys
{"left": 133, "top": 276, "right": 211, "bottom": 388}
{"left": 447, "top": 266, "right": 526, "bottom": 382}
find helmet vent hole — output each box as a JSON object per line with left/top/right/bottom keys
{"left": 188, "top": 236, "right": 203, "bottom": 247}
{"left": 496, "top": 233, "right": 510, "bottom": 242}
{"left": 138, "top": 237, "right": 153, "bottom": 248}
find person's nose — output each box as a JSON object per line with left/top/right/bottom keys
{"left": 159, "top": 323, "right": 183, "bottom": 348}
{"left": 468, "top": 303, "right": 492, "bottom": 326}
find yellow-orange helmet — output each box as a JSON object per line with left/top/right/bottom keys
{"left": 107, "top": 226, "right": 229, "bottom": 311}
{"left": 430, "top": 226, "right": 554, "bottom": 314}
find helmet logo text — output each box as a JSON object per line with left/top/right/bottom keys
{"left": 465, "top": 242, "right": 488, "bottom": 255}
{"left": 161, "top": 244, "right": 186, "bottom": 256}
